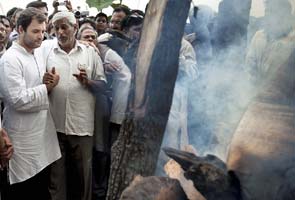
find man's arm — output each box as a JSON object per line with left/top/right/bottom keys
{"left": 73, "top": 69, "right": 107, "bottom": 95}
{"left": 0, "top": 60, "right": 49, "bottom": 112}
{"left": 0, "top": 128, "right": 13, "bottom": 170}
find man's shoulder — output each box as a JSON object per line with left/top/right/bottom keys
{"left": 40, "top": 39, "right": 56, "bottom": 49}
{"left": 1, "top": 43, "right": 21, "bottom": 60}
{"left": 77, "top": 42, "right": 98, "bottom": 56}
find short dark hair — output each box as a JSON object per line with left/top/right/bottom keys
{"left": 79, "top": 18, "right": 96, "bottom": 30}
{"left": 6, "top": 7, "right": 18, "bottom": 20}
{"left": 113, "top": 5, "right": 131, "bottom": 16}
{"left": 131, "top": 9, "right": 144, "bottom": 17}
{"left": 17, "top": 8, "right": 47, "bottom": 31}
{"left": 0, "top": 15, "right": 11, "bottom": 27}
{"left": 26, "top": 1, "right": 48, "bottom": 11}
{"left": 95, "top": 12, "right": 108, "bottom": 22}
{"left": 121, "top": 14, "right": 143, "bottom": 31}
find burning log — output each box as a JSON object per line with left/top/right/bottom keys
{"left": 227, "top": 49, "right": 295, "bottom": 199}
{"left": 120, "top": 175, "right": 188, "bottom": 200}
{"left": 107, "top": 0, "right": 191, "bottom": 199}
{"left": 164, "top": 147, "right": 241, "bottom": 200}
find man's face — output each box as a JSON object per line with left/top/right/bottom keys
{"left": 53, "top": 18, "right": 77, "bottom": 49}
{"left": 95, "top": 16, "right": 108, "bottom": 31}
{"left": 80, "top": 29, "right": 97, "bottom": 43}
{"left": 19, "top": 18, "right": 46, "bottom": 51}
{"left": 38, "top": 6, "right": 49, "bottom": 24}
{"left": 38, "top": 7, "right": 49, "bottom": 18}
{"left": 0, "top": 23, "right": 8, "bottom": 44}
{"left": 110, "top": 11, "right": 126, "bottom": 30}
{"left": 127, "top": 24, "right": 142, "bottom": 41}
{"left": 1, "top": 18, "right": 11, "bottom": 37}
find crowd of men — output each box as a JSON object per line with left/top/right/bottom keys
{"left": 0, "top": 0, "right": 294, "bottom": 199}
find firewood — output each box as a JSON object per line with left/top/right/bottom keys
{"left": 164, "top": 147, "right": 241, "bottom": 200}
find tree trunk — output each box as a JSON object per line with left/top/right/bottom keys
{"left": 107, "top": 0, "right": 191, "bottom": 199}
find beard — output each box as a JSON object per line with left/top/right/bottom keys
{"left": 24, "top": 33, "right": 42, "bottom": 49}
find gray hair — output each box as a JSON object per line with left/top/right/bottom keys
{"left": 52, "top": 11, "right": 76, "bottom": 25}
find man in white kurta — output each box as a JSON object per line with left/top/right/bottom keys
{"left": 0, "top": 7, "right": 61, "bottom": 200}
{"left": 156, "top": 38, "right": 198, "bottom": 175}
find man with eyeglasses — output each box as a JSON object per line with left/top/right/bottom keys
{"left": 98, "top": 6, "right": 131, "bottom": 57}
{"left": 77, "top": 25, "right": 131, "bottom": 200}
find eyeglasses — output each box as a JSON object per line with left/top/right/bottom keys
{"left": 110, "top": 20, "right": 121, "bottom": 25}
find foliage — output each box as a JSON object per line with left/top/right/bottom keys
{"left": 86, "top": 0, "right": 115, "bottom": 10}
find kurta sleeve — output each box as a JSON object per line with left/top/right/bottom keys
{"left": 0, "top": 60, "right": 49, "bottom": 112}
{"left": 91, "top": 49, "right": 106, "bottom": 82}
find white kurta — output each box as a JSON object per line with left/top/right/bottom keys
{"left": 37, "top": 39, "right": 106, "bottom": 136}
{"left": 104, "top": 49, "right": 131, "bottom": 124}
{"left": 0, "top": 42, "right": 61, "bottom": 184}
{"left": 163, "top": 39, "right": 198, "bottom": 149}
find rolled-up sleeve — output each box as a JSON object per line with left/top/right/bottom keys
{"left": 0, "top": 60, "right": 49, "bottom": 112}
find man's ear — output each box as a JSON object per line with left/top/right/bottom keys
{"left": 17, "top": 25, "right": 24, "bottom": 34}
{"left": 73, "top": 23, "right": 78, "bottom": 35}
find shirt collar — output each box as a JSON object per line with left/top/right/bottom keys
{"left": 53, "top": 38, "right": 83, "bottom": 54}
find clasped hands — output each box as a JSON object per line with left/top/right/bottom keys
{"left": 43, "top": 67, "right": 60, "bottom": 92}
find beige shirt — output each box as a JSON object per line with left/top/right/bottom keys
{"left": 245, "top": 30, "right": 295, "bottom": 82}
{"left": 37, "top": 39, "right": 106, "bottom": 136}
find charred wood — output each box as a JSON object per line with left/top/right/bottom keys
{"left": 120, "top": 175, "right": 188, "bottom": 200}
{"left": 164, "top": 147, "right": 241, "bottom": 200}
{"left": 107, "top": 0, "right": 191, "bottom": 199}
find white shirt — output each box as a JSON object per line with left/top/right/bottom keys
{"left": 37, "top": 39, "right": 106, "bottom": 136}
{"left": 104, "top": 49, "right": 131, "bottom": 124}
{"left": 0, "top": 42, "right": 61, "bottom": 184}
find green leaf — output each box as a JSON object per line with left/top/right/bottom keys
{"left": 86, "top": 0, "right": 115, "bottom": 10}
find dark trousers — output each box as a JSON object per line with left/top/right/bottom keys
{"left": 49, "top": 133, "right": 93, "bottom": 200}
{"left": 4, "top": 167, "right": 50, "bottom": 200}
{"left": 92, "top": 123, "right": 121, "bottom": 200}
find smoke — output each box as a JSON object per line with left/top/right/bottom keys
{"left": 188, "top": 48, "right": 256, "bottom": 160}
{"left": 185, "top": 0, "right": 295, "bottom": 161}
{"left": 157, "top": 0, "right": 295, "bottom": 174}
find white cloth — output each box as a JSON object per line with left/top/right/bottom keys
{"left": 0, "top": 42, "right": 61, "bottom": 184}
{"left": 36, "top": 39, "right": 106, "bottom": 136}
{"left": 97, "top": 32, "right": 113, "bottom": 43}
{"left": 104, "top": 49, "right": 131, "bottom": 124}
{"left": 163, "top": 38, "right": 198, "bottom": 149}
